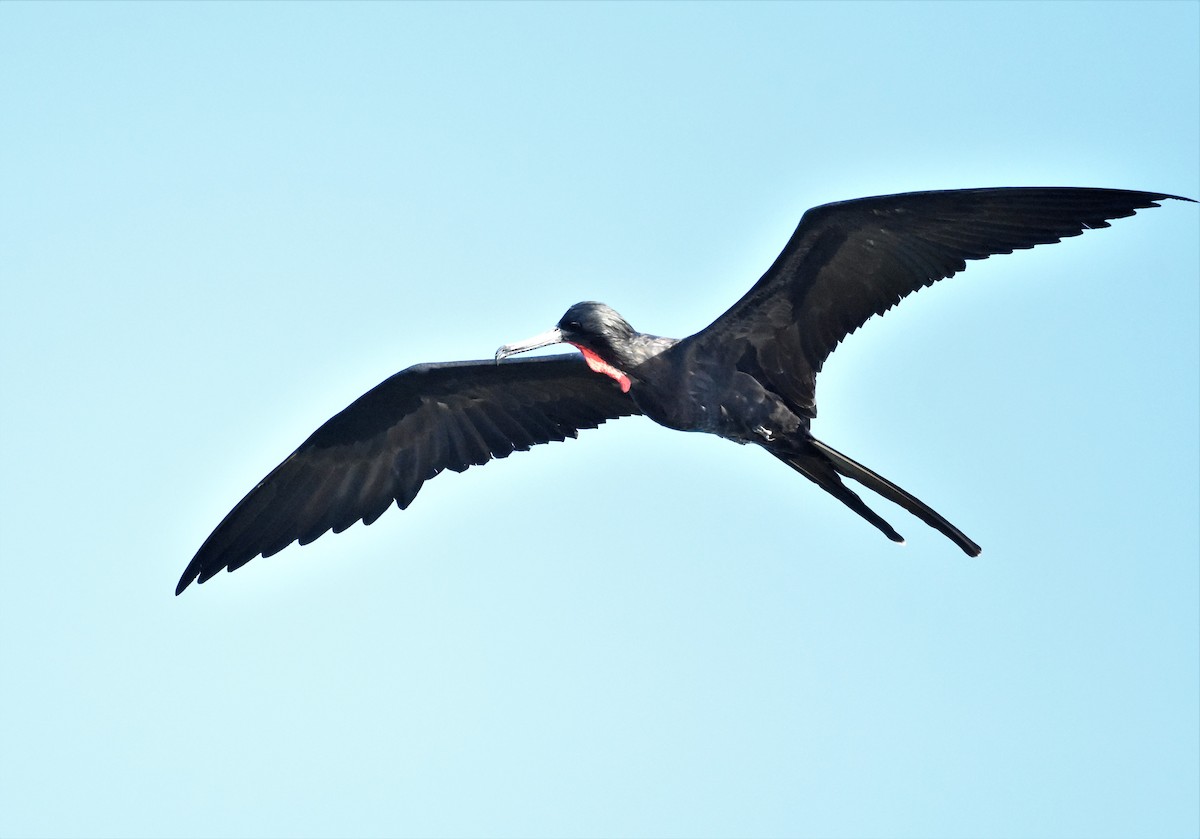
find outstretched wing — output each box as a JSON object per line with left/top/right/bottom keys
{"left": 684, "top": 187, "right": 1191, "bottom": 416}
{"left": 177, "top": 355, "right": 639, "bottom": 594}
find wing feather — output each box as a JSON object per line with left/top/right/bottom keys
{"left": 686, "top": 187, "right": 1191, "bottom": 416}
{"left": 177, "top": 355, "right": 639, "bottom": 593}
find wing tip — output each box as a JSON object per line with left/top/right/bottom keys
{"left": 1154, "top": 192, "right": 1197, "bottom": 205}
{"left": 174, "top": 572, "right": 196, "bottom": 596}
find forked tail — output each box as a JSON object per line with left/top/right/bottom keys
{"left": 771, "top": 437, "right": 982, "bottom": 556}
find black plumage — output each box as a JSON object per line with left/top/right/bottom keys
{"left": 177, "top": 187, "right": 1193, "bottom": 594}
{"left": 178, "top": 358, "right": 640, "bottom": 593}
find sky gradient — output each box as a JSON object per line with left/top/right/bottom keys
{"left": 2, "top": 3, "right": 1198, "bottom": 838}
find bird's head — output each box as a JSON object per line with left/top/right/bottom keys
{"left": 555, "top": 302, "right": 637, "bottom": 356}
{"left": 495, "top": 301, "right": 636, "bottom": 392}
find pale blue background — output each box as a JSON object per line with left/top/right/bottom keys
{"left": 2, "top": 3, "right": 1197, "bottom": 838}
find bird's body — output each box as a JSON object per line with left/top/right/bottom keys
{"left": 176, "top": 187, "right": 1194, "bottom": 595}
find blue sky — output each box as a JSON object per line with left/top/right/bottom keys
{"left": 2, "top": 2, "right": 1197, "bottom": 837}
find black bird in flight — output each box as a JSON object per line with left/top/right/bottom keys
{"left": 176, "top": 187, "right": 1193, "bottom": 595}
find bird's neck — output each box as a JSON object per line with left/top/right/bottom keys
{"left": 573, "top": 333, "right": 677, "bottom": 393}
{"left": 608, "top": 332, "right": 678, "bottom": 370}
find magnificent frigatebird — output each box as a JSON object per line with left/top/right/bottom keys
{"left": 176, "top": 187, "right": 1193, "bottom": 595}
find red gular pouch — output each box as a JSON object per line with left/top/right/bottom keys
{"left": 573, "top": 344, "right": 631, "bottom": 393}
